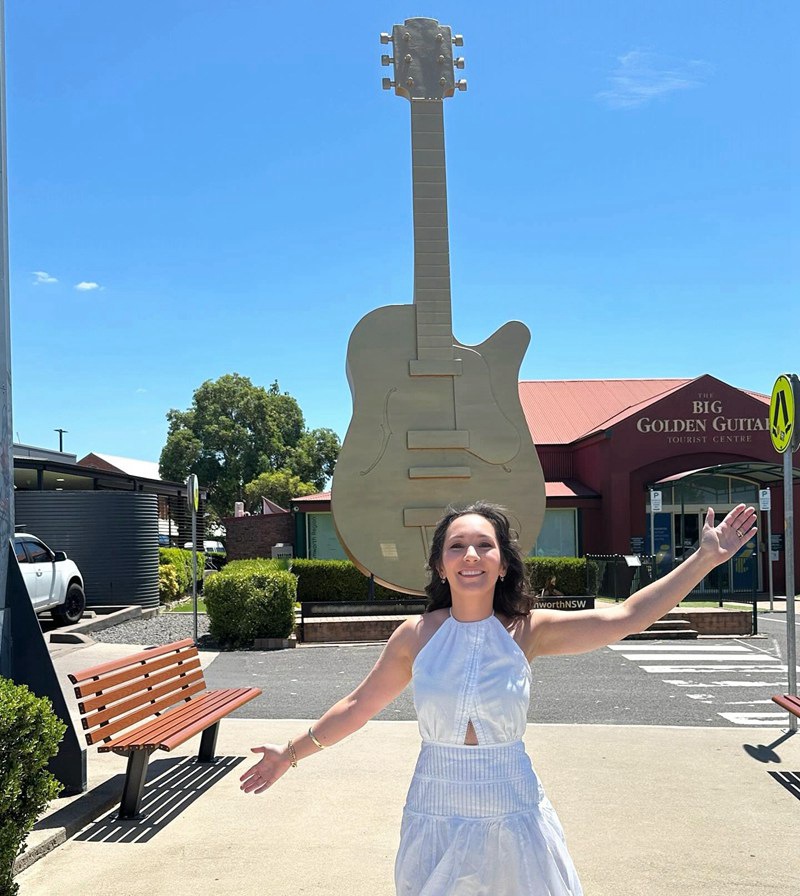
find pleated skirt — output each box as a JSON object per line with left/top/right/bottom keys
{"left": 395, "top": 740, "right": 583, "bottom": 896}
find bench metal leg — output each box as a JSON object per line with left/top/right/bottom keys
{"left": 198, "top": 722, "right": 220, "bottom": 762}
{"left": 119, "top": 749, "right": 152, "bottom": 819}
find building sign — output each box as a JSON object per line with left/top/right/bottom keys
{"left": 536, "top": 597, "right": 595, "bottom": 610}
{"left": 630, "top": 536, "right": 645, "bottom": 554}
{"left": 635, "top": 393, "right": 769, "bottom": 446}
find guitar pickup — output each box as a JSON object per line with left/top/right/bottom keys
{"left": 407, "top": 430, "right": 470, "bottom": 450}
{"left": 408, "top": 466, "right": 471, "bottom": 479}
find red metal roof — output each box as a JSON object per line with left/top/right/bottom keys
{"left": 545, "top": 480, "right": 599, "bottom": 498}
{"left": 292, "top": 491, "right": 331, "bottom": 503}
{"left": 519, "top": 378, "right": 691, "bottom": 444}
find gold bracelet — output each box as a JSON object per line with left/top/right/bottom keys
{"left": 308, "top": 727, "right": 325, "bottom": 750}
{"left": 287, "top": 739, "right": 298, "bottom": 768}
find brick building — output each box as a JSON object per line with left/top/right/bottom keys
{"left": 292, "top": 374, "right": 798, "bottom": 595}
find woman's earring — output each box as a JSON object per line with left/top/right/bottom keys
{"left": 499, "top": 575, "right": 505, "bottom": 582}
{"left": 441, "top": 577, "right": 447, "bottom": 584}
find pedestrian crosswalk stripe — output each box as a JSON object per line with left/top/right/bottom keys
{"left": 662, "top": 679, "right": 787, "bottom": 687}
{"left": 608, "top": 644, "right": 750, "bottom": 652}
{"left": 717, "top": 712, "right": 787, "bottom": 726}
{"left": 640, "top": 665, "right": 785, "bottom": 673}
{"left": 618, "top": 653, "right": 774, "bottom": 662}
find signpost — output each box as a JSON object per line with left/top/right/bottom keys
{"left": 769, "top": 374, "right": 799, "bottom": 731}
{"left": 186, "top": 474, "right": 199, "bottom": 644}
{"left": 759, "top": 488, "right": 774, "bottom": 612}
{"left": 649, "top": 490, "right": 661, "bottom": 574}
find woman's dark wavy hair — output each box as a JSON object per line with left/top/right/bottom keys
{"left": 424, "top": 501, "right": 535, "bottom": 618}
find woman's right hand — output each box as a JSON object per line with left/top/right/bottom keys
{"left": 239, "top": 744, "right": 292, "bottom": 795}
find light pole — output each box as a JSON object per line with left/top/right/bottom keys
{"left": 0, "top": 0, "right": 14, "bottom": 674}
{"left": 54, "top": 427, "right": 68, "bottom": 452}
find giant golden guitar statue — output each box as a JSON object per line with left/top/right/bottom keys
{"left": 332, "top": 18, "right": 545, "bottom": 594}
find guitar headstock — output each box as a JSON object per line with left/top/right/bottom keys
{"left": 380, "top": 17, "right": 466, "bottom": 101}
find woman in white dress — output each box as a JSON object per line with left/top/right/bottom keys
{"left": 241, "top": 501, "right": 757, "bottom": 895}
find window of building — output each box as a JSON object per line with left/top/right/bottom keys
{"left": 307, "top": 512, "right": 348, "bottom": 560}
{"left": 532, "top": 509, "right": 578, "bottom": 557}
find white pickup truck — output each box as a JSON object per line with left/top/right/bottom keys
{"left": 13, "top": 532, "right": 86, "bottom": 625}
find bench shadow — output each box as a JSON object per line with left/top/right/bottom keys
{"left": 768, "top": 771, "right": 800, "bottom": 801}
{"left": 75, "top": 755, "right": 244, "bottom": 843}
{"left": 742, "top": 729, "right": 797, "bottom": 763}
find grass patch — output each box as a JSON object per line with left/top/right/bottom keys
{"left": 167, "top": 598, "right": 207, "bottom": 613}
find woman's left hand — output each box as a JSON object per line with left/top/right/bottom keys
{"left": 698, "top": 504, "right": 757, "bottom": 564}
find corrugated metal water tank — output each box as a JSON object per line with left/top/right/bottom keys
{"left": 14, "top": 491, "right": 159, "bottom": 609}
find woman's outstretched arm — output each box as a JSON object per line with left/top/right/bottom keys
{"left": 528, "top": 504, "right": 757, "bottom": 658}
{"left": 240, "top": 616, "right": 416, "bottom": 794}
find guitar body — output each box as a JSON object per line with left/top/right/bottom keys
{"left": 331, "top": 304, "right": 545, "bottom": 594}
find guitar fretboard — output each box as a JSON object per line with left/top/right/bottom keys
{"left": 411, "top": 99, "right": 454, "bottom": 365}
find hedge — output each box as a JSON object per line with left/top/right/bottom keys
{"left": 204, "top": 560, "right": 296, "bottom": 646}
{"left": 523, "top": 557, "right": 589, "bottom": 596}
{"left": 1, "top": 678, "right": 65, "bottom": 895}
{"left": 221, "top": 556, "right": 591, "bottom": 601}
{"left": 158, "top": 547, "right": 202, "bottom": 596}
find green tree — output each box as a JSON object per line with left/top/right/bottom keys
{"left": 244, "top": 469, "right": 318, "bottom": 512}
{"left": 159, "top": 374, "right": 339, "bottom": 517}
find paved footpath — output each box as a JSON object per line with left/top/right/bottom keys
{"left": 14, "top": 640, "right": 800, "bottom": 896}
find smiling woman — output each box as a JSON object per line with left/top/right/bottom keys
{"left": 240, "top": 497, "right": 756, "bottom": 895}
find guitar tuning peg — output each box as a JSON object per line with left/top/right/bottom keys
{"left": 380, "top": 32, "right": 392, "bottom": 44}
{"left": 454, "top": 57, "right": 465, "bottom": 69}
{"left": 381, "top": 55, "right": 394, "bottom": 66}
{"left": 452, "top": 34, "right": 464, "bottom": 47}
{"left": 456, "top": 79, "right": 468, "bottom": 92}
{"left": 382, "top": 78, "right": 396, "bottom": 90}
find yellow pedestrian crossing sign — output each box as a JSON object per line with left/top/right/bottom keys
{"left": 769, "top": 373, "right": 799, "bottom": 453}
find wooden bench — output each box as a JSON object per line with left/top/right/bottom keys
{"left": 300, "top": 598, "right": 428, "bottom": 643}
{"left": 772, "top": 693, "right": 800, "bottom": 720}
{"left": 68, "top": 638, "right": 261, "bottom": 819}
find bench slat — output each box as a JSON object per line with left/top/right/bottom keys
{"left": 100, "top": 687, "right": 260, "bottom": 753}
{"left": 772, "top": 694, "right": 800, "bottom": 717}
{"left": 78, "top": 656, "right": 202, "bottom": 713}
{"left": 82, "top": 667, "right": 205, "bottom": 731}
{"left": 72, "top": 650, "right": 199, "bottom": 701}
{"left": 84, "top": 679, "right": 207, "bottom": 746}
{"left": 68, "top": 638, "right": 197, "bottom": 687}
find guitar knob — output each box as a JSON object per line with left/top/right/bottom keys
{"left": 380, "top": 32, "right": 392, "bottom": 44}
{"left": 455, "top": 57, "right": 465, "bottom": 69}
{"left": 382, "top": 78, "right": 396, "bottom": 90}
{"left": 456, "top": 79, "right": 468, "bottom": 91}
{"left": 452, "top": 34, "right": 464, "bottom": 47}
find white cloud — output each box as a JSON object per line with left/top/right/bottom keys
{"left": 135, "top": 388, "right": 147, "bottom": 394}
{"left": 75, "top": 281, "right": 101, "bottom": 291}
{"left": 597, "top": 50, "right": 711, "bottom": 110}
{"left": 32, "top": 271, "right": 58, "bottom": 285}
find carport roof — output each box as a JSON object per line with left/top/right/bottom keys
{"left": 656, "top": 461, "right": 800, "bottom": 487}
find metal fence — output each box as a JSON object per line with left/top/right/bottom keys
{"left": 586, "top": 552, "right": 759, "bottom": 633}
{"left": 586, "top": 554, "right": 656, "bottom": 601}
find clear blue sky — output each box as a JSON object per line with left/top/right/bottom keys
{"left": 6, "top": 1, "right": 798, "bottom": 464}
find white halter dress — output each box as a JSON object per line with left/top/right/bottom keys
{"left": 395, "top": 612, "right": 583, "bottom": 896}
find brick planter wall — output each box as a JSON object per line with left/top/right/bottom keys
{"left": 666, "top": 609, "right": 753, "bottom": 635}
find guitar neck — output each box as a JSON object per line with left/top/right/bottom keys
{"left": 411, "top": 99, "right": 453, "bottom": 362}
